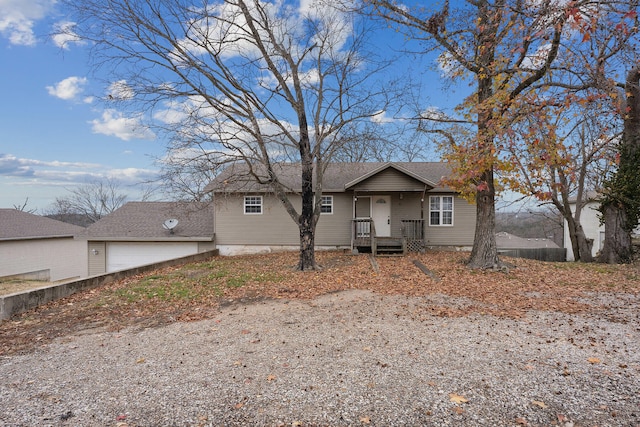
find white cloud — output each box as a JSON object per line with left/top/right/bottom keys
{"left": 521, "top": 43, "right": 553, "bottom": 70}
{"left": 107, "top": 80, "right": 134, "bottom": 100}
{"left": 90, "top": 109, "right": 156, "bottom": 141}
{"left": 0, "top": 0, "right": 55, "bottom": 46}
{"left": 52, "top": 21, "right": 86, "bottom": 49}
{"left": 371, "top": 110, "right": 394, "bottom": 124}
{"left": 46, "top": 76, "right": 88, "bottom": 101}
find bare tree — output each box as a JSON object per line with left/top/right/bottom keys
{"left": 63, "top": 0, "right": 397, "bottom": 270}
{"left": 12, "top": 198, "right": 37, "bottom": 214}
{"left": 47, "top": 179, "right": 128, "bottom": 224}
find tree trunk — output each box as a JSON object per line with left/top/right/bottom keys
{"left": 298, "top": 212, "right": 317, "bottom": 271}
{"left": 564, "top": 214, "right": 593, "bottom": 262}
{"left": 575, "top": 225, "right": 594, "bottom": 262}
{"left": 467, "top": 5, "right": 501, "bottom": 269}
{"left": 599, "top": 67, "right": 640, "bottom": 264}
{"left": 297, "top": 134, "right": 318, "bottom": 271}
{"left": 599, "top": 204, "right": 632, "bottom": 263}
{"left": 468, "top": 169, "right": 501, "bottom": 269}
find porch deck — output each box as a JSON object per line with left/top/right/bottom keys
{"left": 351, "top": 219, "right": 425, "bottom": 256}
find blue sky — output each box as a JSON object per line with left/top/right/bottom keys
{"left": 0, "top": 0, "right": 169, "bottom": 211}
{"left": 0, "top": 0, "right": 462, "bottom": 213}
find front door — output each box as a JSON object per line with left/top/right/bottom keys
{"left": 371, "top": 195, "right": 391, "bottom": 237}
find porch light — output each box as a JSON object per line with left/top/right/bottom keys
{"left": 91, "top": 249, "right": 100, "bottom": 255}
{"left": 399, "top": 193, "right": 403, "bottom": 200}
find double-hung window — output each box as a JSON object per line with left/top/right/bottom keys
{"left": 244, "top": 196, "right": 262, "bottom": 214}
{"left": 320, "top": 195, "right": 333, "bottom": 214}
{"left": 429, "top": 195, "right": 453, "bottom": 226}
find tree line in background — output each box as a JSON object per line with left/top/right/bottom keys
{"left": 21, "top": 0, "right": 638, "bottom": 269}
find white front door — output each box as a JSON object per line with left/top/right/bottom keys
{"left": 371, "top": 195, "right": 391, "bottom": 237}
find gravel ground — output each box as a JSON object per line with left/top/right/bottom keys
{"left": 1, "top": 289, "right": 639, "bottom": 427}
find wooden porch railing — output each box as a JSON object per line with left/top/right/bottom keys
{"left": 401, "top": 219, "right": 424, "bottom": 240}
{"left": 401, "top": 219, "right": 425, "bottom": 252}
{"left": 352, "top": 218, "right": 376, "bottom": 250}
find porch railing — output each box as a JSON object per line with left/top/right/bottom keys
{"left": 401, "top": 219, "right": 425, "bottom": 252}
{"left": 352, "top": 218, "right": 376, "bottom": 249}
{"left": 401, "top": 219, "right": 424, "bottom": 240}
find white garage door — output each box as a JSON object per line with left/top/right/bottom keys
{"left": 106, "top": 242, "right": 198, "bottom": 272}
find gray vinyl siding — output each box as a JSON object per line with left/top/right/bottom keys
{"left": 391, "top": 193, "right": 424, "bottom": 236}
{"left": 214, "top": 193, "right": 352, "bottom": 246}
{"left": 424, "top": 195, "right": 476, "bottom": 246}
{"left": 88, "top": 241, "right": 106, "bottom": 276}
{"left": 351, "top": 168, "right": 426, "bottom": 192}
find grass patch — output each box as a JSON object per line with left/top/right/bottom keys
{"left": 108, "top": 259, "right": 285, "bottom": 303}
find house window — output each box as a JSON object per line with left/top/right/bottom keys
{"left": 320, "top": 195, "right": 333, "bottom": 214}
{"left": 429, "top": 195, "right": 453, "bottom": 226}
{"left": 244, "top": 196, "right": 262, "bottom": 214}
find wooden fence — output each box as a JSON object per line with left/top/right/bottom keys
{"left": 499, "top": 248, "right": 567, "bottom": 262}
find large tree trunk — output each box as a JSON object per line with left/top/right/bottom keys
{"left": 468, "top": 169, "right": 501, "bottom": 269}
{"left": 599, "top": 204, "right": 632, "bottom": 263}
{"left": 297, "top": 134, "right": 318, "bottom": 271}
{"left": 467, "top": 5, "right": 501, "bottom": 269}
{"left": 599, "top": 67, "right": 640, "bottom": 264}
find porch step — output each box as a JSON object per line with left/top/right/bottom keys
{"left": 374, "top": 237, "right": 406, "bottom": 256}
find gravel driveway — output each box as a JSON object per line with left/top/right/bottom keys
{"left": 1, "top": 289, "right": 639, "bottom": 426}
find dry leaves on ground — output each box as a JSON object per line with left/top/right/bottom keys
{"left": 1, "top": 250, "right": 638, "bottom": 356}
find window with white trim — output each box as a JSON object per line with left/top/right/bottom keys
{"left": 244, "top": 196, "right": 263, "bottom": 214}
{"left": 429, "top": 195, "right": 453, "bottom": 226}
{"left": 320, "top": 195, "right": 333, "bottom": 214}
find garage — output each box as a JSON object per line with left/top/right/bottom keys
{"left": 106, "top": 242, "right": 198, "bottom": 272}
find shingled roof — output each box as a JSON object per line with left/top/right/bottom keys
{"left": 205, "top": 162, "right": 453, "bottom": 193}
{"left": 0, "top": 209, "right": 85, "bottom": 241}
{"left": 80, "top": 202, "right": 214, "bottom": 241}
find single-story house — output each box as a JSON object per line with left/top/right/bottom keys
{"left": 0, "top": 209, "right": 87, "bottom": 282}
{"left": 79, "top": 202, "right": 215, "bottom": 274}
{"left": 205, "top": 162, "right": 476, "bottom": 256}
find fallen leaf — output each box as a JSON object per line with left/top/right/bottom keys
{"left": 292, "top": 421, "right": 303, "bottom": 427}
{"left": 267, "top": 374, "right": 277, "bottom": 382}
{"left": 234, "top": 402, "right": 244, "bottom": 409}
{"left": 449, "top": 393, "right": 468, "bottom": 404}
{"left": 359, "top": 416, "right": 371, "bottom": 424}
{"left": 136, "top": 357, "right": 145, "bottom": 364}
{"left": 587, "top": 357, "right": 601, "bottom": 364}
{"left": 532, "top": 400, "right": 547, "bottom": 409}
{"left": 241, "top": 329, "right": 251, "bottom": 335}
{"left": 515, "top": 417, "right": 528, "bottom": 425}
{"left": 452, "top": 407, "right": 465, "bottom": 415}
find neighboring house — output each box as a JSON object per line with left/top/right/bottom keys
{"left": 0, "top": 209, "right": 87, "bottom": 282}
{"left": 564, "top": 192, "right": 640, "bottom": 261}
{"left": 564, "top": 192, "right": 603, "bottom": 261}
{"left": 205, "top": 162, "right": 476, "bottom": 256}
{"left": 79, "top": 202, "right": 215, "bottom": 275}
{"left": 496, "top": 231, "right": 560, "bottom": 249}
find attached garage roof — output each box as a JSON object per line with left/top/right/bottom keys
{"left": 81, "top": 202, "right": 214, "bottom": 242}
{"left": 0, "top": 209, "right": 85, "bottom": 241}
